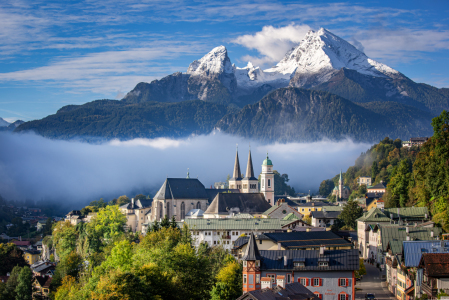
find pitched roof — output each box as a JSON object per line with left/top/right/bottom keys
{"left": 403, "top": 240, "right": 449, "bottom": 267}
{"left": 183, "top": 218, "right": 292, "bottom": 231}
{"left": 380, "top": 226, "right": 441, "bottom": 252}
{"left": 242, "top": 233, "right": 262, "bottom": 261}
{"left": 185, "top": 209, "right": 204, "bottom": 217}
{"left": 294, "top": 201, "right": 336, "bottom": 208}
{"left": 259, "top": 249, "right": 359, "bottom": 271}
{"left": 34, "top": 276, "right": 52, "bottom": 288}
{"left": 205, "top": 193, "right": 271, "bottom": 215}
{"left": 154, "top": 178, "right": 209, "bottom": 200}
{"left": 233, "top": 231, "right": 352, "bottom": 250}
{"left": 310, "top": 211, "right": 341, "bottom": 219}
{"left": 387, "top": 240, "right": 403, "bottom": 255}
{"left": 368, "top": 182, "right": 386, "bottom": 189}
{"left": 11, "top": 240, "right": 31, "bottom": 246}
{"left": 205, "top": 188, "right": 240, "bottom": 203}
{"left": 283, "top": 213, "right": 301, "bottom": 221}
{"left": 236, "top": 282, "right": 321, "bottom": 300}
{"left": 322, "top": 206, "right": 342, "bottom": 212}
{"left": 419, "top": 253, "right": 449, "bottom": 277}
{"left": 234, "top": 234, "right": 270, "bottom": 249}
{"left": 120, "top": 199, "right": 152, "bottom": 209}
{"left": 232, "top": 213, "right": 254, "bottom": 218}
{"left": 356, "top": 208, "right": 391, "bottom": 222}
{"left": 262, "top": 203, "right": 302, "bottom": 218}
{"left": 383, "top": 207, "right": 429, "bottom": 221}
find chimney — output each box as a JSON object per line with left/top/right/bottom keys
{"left": 278, "top": 242, "right": 282, "bottom": 250}
{"left": 277, "top": 276, "right": 286, "bottom": 288}
{"left": 425, "top": 213, "right": 428, "bottom": 219}
{"left": 406, "top": 227, "right": 409, "bottom": 234}
{"left": 261, "top": 277, "right": 272, "bottom": 289}
{"left": 431, "top": 231, "right": 435, "bottom": 238}
{"left": 131, "top": 198, "right": 135, "bottom": 207}
{"left": 406, "top": 235, "right": 410, "bottom": 241}
{"left": 284, "top": 255, "right": 288, "bottom": 267}
{"left": 320, "top": 245, "right": 325, "bottom": 255}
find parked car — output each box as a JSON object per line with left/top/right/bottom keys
{"left": 365, "top": 293, "right": 376, "bottom": 300}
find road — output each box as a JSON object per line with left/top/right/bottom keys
{"left": 355, "top": 262, "right": 396, "bottom": 300}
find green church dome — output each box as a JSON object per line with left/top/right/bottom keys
{"left": 263, "top": 153, "right": 272, "bottom": 166}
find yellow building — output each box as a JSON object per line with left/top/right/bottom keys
{"left": 23, "top": 249, "right": 40, "bottom": 265}
{"left": 396, "top": 267, "right": 406, "bottom": 300}
{"left": 295, "top": 202, "right": 341, "bottom": 217}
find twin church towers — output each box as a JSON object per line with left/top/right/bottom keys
{"left": 228, "top": 148, "right": 275, "bottom": 205}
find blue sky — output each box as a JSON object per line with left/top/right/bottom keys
{"left": 1, "top": 0, "right": 449, "bottom": 122}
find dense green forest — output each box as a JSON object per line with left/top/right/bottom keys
{"left": 45, "top": 204, "right": 241, "bottom": 300}
{"left": 320, "top": 111, "right": 449, "bottom": 231}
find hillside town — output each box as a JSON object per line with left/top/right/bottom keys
{"left": 2, "top": 136, "right": 448, "bottom": 300}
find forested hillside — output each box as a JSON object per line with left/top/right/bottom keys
{"left": 319, "top": 111, "right": 449, "bottom": 230}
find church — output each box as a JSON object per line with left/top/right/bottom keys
{"left": 332, "top": 170, "right": 350, "bottom": 199}
{"left": 142, "top": 148, "right": 275, "bottom": 223}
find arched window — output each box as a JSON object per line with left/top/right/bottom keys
{"left": 196, "top": 202, "right": 201, "bottom": 209}
{"left": 166, "top": 203, "right": 170, "bottom": 218}
{"left": 159, "top": 204, "right": 163, "bottom": 220}
{"left": 181, "top": 202, "right": 185, "bottom": 219}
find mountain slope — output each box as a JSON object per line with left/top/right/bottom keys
{"left": 216, "top": 88, "right": 434, "bottom": 142}
{"left": 15, "top": 100, "right": 236, "bottom": 140}
{"left": 0, "top": 118, "right": 10, "bottom": 127}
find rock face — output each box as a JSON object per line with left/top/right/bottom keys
{"left": 215, "top": 87, "right": 434, "bottom": 143}
{"left": 121, "top": 28, "right": 448, "bottom": 114}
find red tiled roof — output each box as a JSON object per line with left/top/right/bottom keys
{"left": 277, "top": 276, "right": 285, "bottom": 279}
{"left": 261, "top": 277, "right": 271, "bottom": 281}
{"left": 419, "top": 253, "right": 449, "bottom": 277}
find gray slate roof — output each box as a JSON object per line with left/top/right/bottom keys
{"left": 154, "top": 178, "right": 209, "bottom": 200}
{"left": 310, "top": 211, "right": 341, "bottom": 219}
{"left": 237, "top": 282, "right": 321, "bottom": 300}
{"left": 259, "top": 249, "right": 359, "bottom": 271}
{"left": 120, "top": 199, "right": 152, "bottom": 209}
{"left": 233, "top": 231, "right": 352, "bottom": 250}
{"left": 205, "top": 193, "right": 271, "bottom": 214}
{"left": 368, "top": 182, "right": 386, "bottom": 189}
{"left": 232, "top": 151, "right": 242, "bottom": 180}
{"left": 205, "top": 188, "right": 239, "bottom": 203}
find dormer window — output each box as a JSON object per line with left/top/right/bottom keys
{"left": 255, "top": 260, "right": 260, "bottom": 267}
{"left": 319, "top": 262, "right": 329, "bottom": 267}
{"left": 243, "top": 261, "right": 247, "bottom": 267}
{"left": 294, "top": 262, "right": 305, "bottom": 267}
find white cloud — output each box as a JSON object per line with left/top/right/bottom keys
{"left": 232, "top": 24, "right": 311, "bottom": 66}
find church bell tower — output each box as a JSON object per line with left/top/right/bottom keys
{"left": 260, "top": 153, "right": 274, "bottom": 205}
{"left": 229, "top": 148, "right": 242, "bottom": 191}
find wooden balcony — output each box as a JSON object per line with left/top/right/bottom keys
{"left": 421, "top": 282, "right": 437, "bottom": 297}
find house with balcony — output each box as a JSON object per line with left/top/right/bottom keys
{"left": 418, "top": 253, "right": 449, "bottom": 299}
{"left": 241, "top": 233, "right": 359, "bottom": 299}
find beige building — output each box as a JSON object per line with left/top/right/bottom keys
{"left": 120, "top": 198, "right": 152, "bottom": 232}
{"left": 357, "top": 176, "right": 372, "bottom": 186}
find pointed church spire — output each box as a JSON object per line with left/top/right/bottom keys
{"left": 340, "top": 169, "right": 342, "bottom": 182}
{"left": 242, "top": 233, "right": 261, "bottom": 261}
{"left": 232, "top": 146, "right": 242, "bottom": 180}
{"left": 245, "top": 149, "right": 255, "bottom": 179}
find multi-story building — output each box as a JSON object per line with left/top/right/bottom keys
{"left": 233, "top": 231, "right": 353, "bottom": 258}
{"left": 356, "top": 207, "right": 431, "bottom": 259}
{"left": 295, "top": 202, "right": 340, "bottom": 217}
{"left": 418, "top": 253, "right": 449, "bottom": 299}
{"left": 311, "top": 209, "right": 341, "bottom": 228}
{"left": 366, "top": 182, "right": 386, "bottom": 194}
{"left": 241, "top": 233, "right": 359, "bottom": 299}
{"left": 262, "top": 199, "right": 303, "bottom": 219}
{"left": 184, "top": 218, "right": 297, "bottom": 251}
{"left": 357, "top": 176, "right": 372, "bottom": 186}
{"left": 119, "top": 198, "right": 152, "bottom": 232}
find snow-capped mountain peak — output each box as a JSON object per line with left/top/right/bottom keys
{"left": 187, "top": 45, "right": 233, "bottom": 76}
{"left": 266, "top": 27, "right": 402, "bottom": 87}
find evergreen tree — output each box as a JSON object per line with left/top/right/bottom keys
{"left": 371, "top": 161, "right": 379, "bottom": 183}
{"left": 170, "top": 216, "right": 178, "bottom": 229}
{"left": 15, "top": 266, "right": 32, "bottom": 300}
{"left": 151, "top": 220, "right": 160, "bottom": 232}
{"left": 3, "top": 265, "right": 21, "bottom": 300}
{"left": 338, "top": 199, "right": 363, "bottom": 230}
{"left": 160, "top": 215, "right": 170, "bottom": 229}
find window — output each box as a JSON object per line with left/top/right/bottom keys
{"left": 166, "top": 205, "right": 170, "bottom": 218}
{"left": 319, "top": 262, "right": 328, "bottom": 267}
{"left": 339, "top": 278, "right": 347, "bottom": 286}
{"left": 259, "top": 240, "right": 262, "bottom": 245}
{"left": 256, "top": 274, "right": 260, "bottom": 284}
{"left": 339, "top": 293, "right": 347, "bottom": 300}
{"left": 243, "top": 274, "right": 247, "bottom": 284}
{"left": 294, "top": 262, "right": 305, "bottom": 267}
{"left": 159, "top": 205, "right": 163, "bottom": 220}
{"left": 243, "top": 261, "right": 247, "bottom": 267}
{"left": 287, "top": 274, "right": 291, "bottom": 283}
{"left": 196, "top": 202, "right": 201, "bottom": 209}
{"left": 180, "top": 202, "right": 185, "bottom": 219}
{"left": 268, "top": 179, "right": 271, "bottom": 187}
{"left": 313, "top": 278, "right": 321, "bottom": 286}
{"left": 299, "top": 278, "right": 308, "bottom": 286}
{"left": 315, "top": 292, "right": 322, "bottom": 299}
{"left": 267, "top": 274, "right": 276, "bottom": 283}
{"left": 255, "top": 260, "right": 260, "bottom": 267}
{"left": 262, "top": 181, "right": 264, "bottom": 188}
